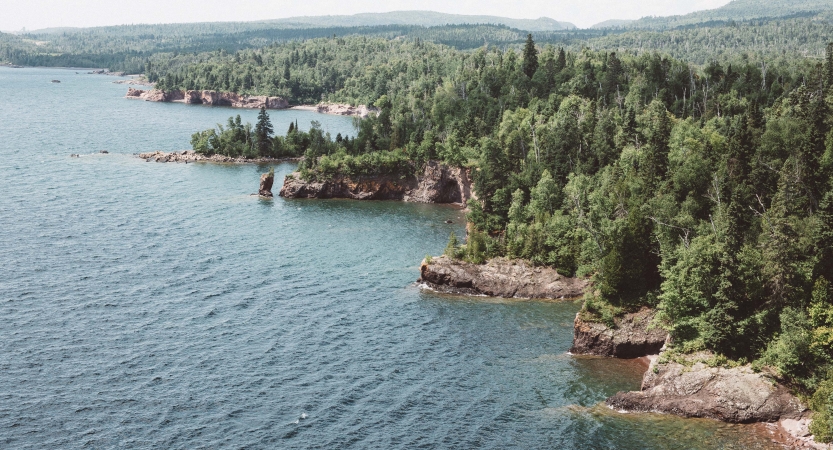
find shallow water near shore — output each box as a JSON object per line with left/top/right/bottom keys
{"left": 0, "top": 67, "right": 782, "bottom": 449}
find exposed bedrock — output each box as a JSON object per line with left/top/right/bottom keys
{"left": 126, "top": 88, "right": 289, "bottom": 109}
{"left": 314, "top": 103, "right": 380, "bottom": 118}
{"left": 606, "top": 352, "right": 808, "bottom": 424}
{"left": 569, "top": 308, "right": 668, "bottom": 358}
{"left": 418, "top": 255, "right": 589, "bottom": 299}
{"left": 279, "top": 161, "right": 474, "bottom": 204}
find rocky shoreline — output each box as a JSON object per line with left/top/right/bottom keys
{"left": 418, "top": 255, "right": 589, "bottom": 300}
{"left": 138, "top": 150, "right": 301, "bottom": 164}
{"left": 570, "top": 308, "right": 668, "bottom": 358}
{"left": 414, "top": 257, "right": 827, "bottom": 447}
{"left": 279, "top": 161, "right": 474, "bottom": 205}
{"left": 125, "top": 87, "right": 377, "bottom": 116}
{"left": 126, "top": 88, "right": 290, "bottom": 109}
{"left": 290, "top": 103, "right": 380, "bottom": 118}
{"left": 607, "top": 351, "right": 806, "bottom": 423}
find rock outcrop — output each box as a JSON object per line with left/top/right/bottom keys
{"left": 570, "top": 308, "right": 668, "bottom": 358}
{"left": 137, "top": 150, "right": 299, "bottom": 164}
{"left": 259, "top": 171, "right": 274, "bottom": 197}
{"left": 126, "top": 88, "right": 289, "bottom": 109}
{"left": 280, "top": 172, "right": 414, "bottom": 200}
{"left": 279, "top": 161, "right": 474, "bottom": 205}
{"left": 418, "top": 255, "right": 589, "bottom": 299}
{"left": 314, "top": 103, "right": 380, "bottom": 118}
{"left": 606, "top": 352, "right": 807, "bottom": 424}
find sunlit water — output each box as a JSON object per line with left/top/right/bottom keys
{"left": 0, "top": 68, "right": 781, "bottom": 449}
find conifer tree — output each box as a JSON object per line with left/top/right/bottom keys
{"left": 522, "top": 34, "right": 538, "bottom": 79}
{"left": 254, "top": 106, "right": 273, "bottom": 156}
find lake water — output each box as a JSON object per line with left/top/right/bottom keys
{"left": 0, "top": 68, "right": 781, "bottom": 449}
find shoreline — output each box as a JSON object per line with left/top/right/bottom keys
{"left": 137, "top": 150, "right": 302, "bottom": 164}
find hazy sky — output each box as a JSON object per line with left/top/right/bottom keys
{"left": 1, "top": 0, "right": 732, "bottom": 31}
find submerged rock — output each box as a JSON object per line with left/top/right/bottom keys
{"left": 259, "top": 171, "right": 274, "bottom": 197}
{"left": 606, "top": 352, "right": 807, "bottom": 424}
{"left": 279, "top": 161, "right": 473, "bottom": 205}
{"left": 418, "top": 255, "right": 589, "bottom": 300}
{"left": 569, "top": 308, "right": 668, "bottom": 358}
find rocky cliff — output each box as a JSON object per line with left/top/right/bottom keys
{"left": 126, "top": 88, "right": 289, "bottom": 109}
{"left": 418, "top": 255, "right": 589, "bottom": 299}
{"left": 606, "top": 352, "right": 808, "bottom": 424}
{"left": 570, "top": 308, "right": 668, "bottom": 358}
{"left": 279, "top": 161, "right": 474, "bottom": 205}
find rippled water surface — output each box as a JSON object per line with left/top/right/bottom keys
{"left": 0, "top": 68, "right": 781, "bottom": 449}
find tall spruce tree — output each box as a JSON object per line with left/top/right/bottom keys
{"left": 522, "top": 34, "right": 538, "bottom": 79}
{"left": 254, "top": 106, "right": 273, "bottom": 156}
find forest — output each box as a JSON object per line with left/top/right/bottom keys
{"left": 185, "top": 34, "right": 833, "bottom": 441}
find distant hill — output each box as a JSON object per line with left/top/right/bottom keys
{"left": 590, "top": 19, "right": 635, "bottom": 29}
{"left": 256, "top": 11, "right": 576, "bottom": 32}
{"left": 630, "top": 0, "right": 833, "bottom": 29}
{"left": 26, "top": 11, "right": 575, "bottom": 35}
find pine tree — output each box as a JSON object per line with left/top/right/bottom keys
{"left": 522, "top": 34, "right": 538, "bottom": 79}
{"left": 602, "top": 52, "right": 623, "bottom": 104}
{"left": 254, "top": 106, "right": 273, "bottom": 156}
{"left": 288, "top": 121, "right": 295, "bottom": 134}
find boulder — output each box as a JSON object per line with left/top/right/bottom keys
{"left": 570, "top": 308, "right": 668, "bottom": 358}
{"left": 606, "top": 352, "right": 807, "bottom": 423}
{"left": 418, "top": 255, "right": 589, "bottom": 299}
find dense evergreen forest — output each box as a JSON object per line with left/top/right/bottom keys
{"left": 186, "top": 35, "right": 833, "bottom": 441}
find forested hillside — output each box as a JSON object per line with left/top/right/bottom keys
{"left": 629, "top": 0, "right": 833, "bottom": 29}
{"left": 184, "top": 35, "right": 833, "bottom": 441}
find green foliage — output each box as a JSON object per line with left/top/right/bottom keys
{"left": 445, "top": 231, "right": 461, "bottom": 259}
{"left": 810, "top": 373, "right": 833, "bottom": 443}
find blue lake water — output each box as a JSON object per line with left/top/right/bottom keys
{"left": 0, "top": 67, "right": 780, "bottom": 449}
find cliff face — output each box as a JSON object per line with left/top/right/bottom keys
{"left": 418, "top": 255, "right": 589, "bottom": 300}
{"left": 570, "top": 308, "right": 668, "bottom": 358}
{"left": 279, "top": 161, "right": 474, "bottom": 205}
{"left": 126, "top": 88, "right": 289, "bottom": 109}
{"left": 280, "top": 173, "right": 415, "bottom": 200}
{"left": 607, "top": 352, "right": 807, "bottom": 424}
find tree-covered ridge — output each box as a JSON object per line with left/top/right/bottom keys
{"left": 586, "top": 15, "right": 833, "bottom": 64}
{"left": 628, "top": 0, "right": 833, "bottom": 30}
{"left": 3, "top": 11, "right": 832, "bottom": 74}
